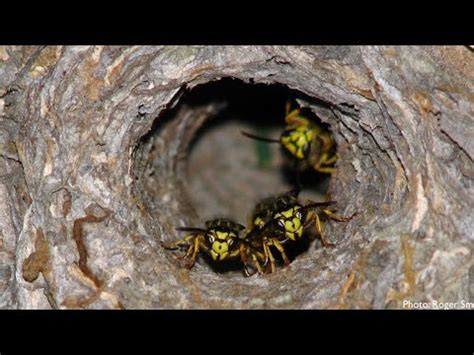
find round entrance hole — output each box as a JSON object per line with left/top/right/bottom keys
{"left": 134, "top": 79, "right": 351, "bottom": 272}
{"left": 131, "top": 77, "right": 363, "bottom": 308}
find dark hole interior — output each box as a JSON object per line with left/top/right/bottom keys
{"left": 184, "top": 79, "right": 333, "bottom": 223}
{"left": 138, "top": 78, "right": 339, "bottom": 273}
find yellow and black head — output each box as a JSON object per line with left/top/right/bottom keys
{"left": 241, "top": 121, "right": 336, "bottom": 175}
{"left": 247, "top": 189, "right": 305, "bottom": 242}
{"left": 240, "top": 102, "right": 321, "bottom": 162}
{"left": 280, "top": 124, "right": 315, "bottom": 160}
{"left": 273, "top": 205, "right": 304, "bottom": 241}
{"left": 205, "top": 219, "right": 245, "bottom": 261}
{"left": 271, "top": 191, "right": 339, "bottom": 242}
{"left": 267, "top": 190, "right": 305, "bottom": 241}
{"left": 250, "top": 195, "right": 281, "bottom": 230}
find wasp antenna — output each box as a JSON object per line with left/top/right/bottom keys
{"left": 302, "top": 201, "right": 337, "bottom": 210}
{"left": 241, "top": 131, "right": 280, "bottom": 143}
{"left": 175, "top": 227, "right": 207, "bottom": 234}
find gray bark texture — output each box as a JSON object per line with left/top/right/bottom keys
{"left": 0, "top": 45, "right": 472, "bottom": 309}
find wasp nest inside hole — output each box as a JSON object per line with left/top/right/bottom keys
{"left": 133, "top": 78, "right": 351, "bottom": 277}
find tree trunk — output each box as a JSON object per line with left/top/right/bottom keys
{"left": 0, "top": 45, "right": 472, "bottom": 309}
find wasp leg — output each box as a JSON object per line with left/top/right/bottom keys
{"left": 262, "top": 239, "right": 277, "bottom": 274}
{"left": 239, "top": 244, "right": 254, "bottom": 276}
{"left": 320, "top": 134, "right": 334, "bottom": 149}
{"left": 285, "top": 102, "right": 310, "bottom": 126}
{"left": 268, "top": 239, "right": 290, "bottom": 266}
{"left": 312, "top": 144, "right": 338, "bottom": 173}
{"left": 286, "top": 114, "right": 308, "bottom": 127}
{"left": 240, "top": 244, "right": 264, "bottom": 276}
{"left": 244, "top": 266, "right": 255, "bottom": 277}
{"left": 254, "top": 249, "right": 265, "bottom": 260}
{"left": 305, "top": 211, "right": 334, "bottom": 247}
{"left": 162, "top": 234, "right": 196, "bottom": 250}
{"left": 286, "top": 113, "right": 309, "bottom": 128}
{"left": 314, "top": 213, "right": 335, "bottom": 247}
{"left": 161, "top": 240, "right": 185, "bottom": 250}
{"left": 322, "top": 153, "right": 338, "bottom": 166}
{"left": 316, "top": 166, "right": 336, "bottom": 174}
{"left": 228, "top": 247, "right": 242, "bottom": 263}
{"left": 162, "top": 235, "right": 198, "bottom": 262}
{"left": 185, "top": 235, "right": 206, "bottom": 269}
{"left": 313, "top": 159, "right": 336, "bottom": 174}
{"left": 285, "top": 102, "right": 299, "bottom": 118}
{"left": 261, "top": 238, "right": 270, "bottom": 265}
{"left": 177, "top": 243, "right": 194, "bottom": 260}
{"left": 252, "top": 254, "right": 264, "bottom": 275}
{"left": 322, "top": 209, "right": 355, "bottom": 222}
{"left": 303, "top": 209, "right": 316, "bottom": 229}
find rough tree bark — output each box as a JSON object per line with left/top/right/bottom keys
{"left": 0, "top": 46, "right": 472, "bottom": 309}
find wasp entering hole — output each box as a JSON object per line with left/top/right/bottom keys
{"left": 143, "top": 78, "right": 345, "bottom": 276}
{"left": 185, "top": 79, "right": 336, "bottom": 224}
